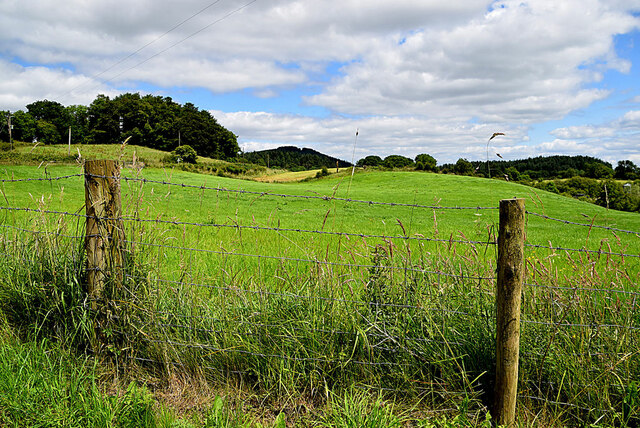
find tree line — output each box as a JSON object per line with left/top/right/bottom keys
{"left": 356, "top": 153, "right": 640, "bottom": 212}
{"left": 0, "top": 93, "right": 239, "bottom": 160}
{"left": 243, "top": 146, "right": 352, "bottom": 170}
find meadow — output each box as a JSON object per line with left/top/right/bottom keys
{"left": 0, "top": 153, "right": 639, "bottom": 427}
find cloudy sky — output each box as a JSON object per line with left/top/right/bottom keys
{"left": 1, "top": 0, "right": 640, "bottom": 164}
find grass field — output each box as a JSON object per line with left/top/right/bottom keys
{"left": 1, "top": 154, "right": 639, "bottom": 426}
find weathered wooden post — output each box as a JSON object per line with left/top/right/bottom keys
{"left": 84, "top": 160, "right": 125, "bottom": 311}
{"left": 494, "top": 198, "right": 525, "bottom": 426}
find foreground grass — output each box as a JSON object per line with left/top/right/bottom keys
{"left": 1, "top": 161, "right": 639, "bottom": 426}
{"left": 0, "top": 334, "right": 156, "bottom": 427}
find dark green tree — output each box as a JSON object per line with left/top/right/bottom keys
{"left": 454, "top": 158, "right": 474, "bottom": 175}
{"left": 0, "top": 111, "right": 9, "bottom": 142}
{"left": 66, "top": 105, "right": 89, "bottom": 144}
{"left": 87, "top": 95, "right": 120, "bottom": 144}
{"left": 505, "top": 166, "right": 521, "bottom": 182}
{"left": 356, "top": 155, "right": 383, "bottom": 167}
{"left": 415, "top": 154, "right": 437, "bottom": 171}
{"left": 585, "top": 162, "right": 614, "bottom": 179}
{"left": 27, "top": 100, "right": 70, "bottom": 144}
{"left": 35, "top": 120, "right": 59, "bottom": 144}
{"left": 10, "top": 110, "right": 36, "bottom": 142}
{"left": 597, "top": 180, "right": 633, "bottom": 211}
{"left": 383, "top": 155, "right": 414, "bottom": 169}
{"left": 614, "top": 160, "right": 638, "bottom": 180}
{"left": 171, "top": 145, "right": 198, "bottom": 163}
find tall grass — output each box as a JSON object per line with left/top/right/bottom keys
{"left": 0, "top": 164, "right": 638, "bottom": 425}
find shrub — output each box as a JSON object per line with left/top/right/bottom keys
{"left": 171, "top": 145, "right": 198, "bottom": 164}
{"left": 415, "top": 154, "right": 437, "bottom": 171}
{"left": 316, "top": 166, "right": 329, "bottom": 178}
{"left": 382, "top": 155, "right": 414, "bottom": 169}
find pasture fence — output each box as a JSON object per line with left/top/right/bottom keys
{"left": 0, "top": 160, "right": 639, "bottom": 425}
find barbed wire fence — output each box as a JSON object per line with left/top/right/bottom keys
{"left": 0, "top": 160, "right": 638, "bottom": 425}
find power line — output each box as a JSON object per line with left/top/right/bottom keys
{"left": 59, "top": 0, "right": 259, "bottom": 101}
{"left": 56, "top": 0, "right": 228, "bottom": 102}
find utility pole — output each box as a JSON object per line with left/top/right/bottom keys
{"left": 7, "top": 111, "right": 13, "bottom": 151}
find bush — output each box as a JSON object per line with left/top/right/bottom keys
{"left": 382, "top": 155, "right": 414, "bottom": 169}
{"left": 316, "top": 166, "right": 329, "bottom": 178}
{"left": 454, "top": 158, "right": 474, "bottom": 175}
{"left": 356, "top": 155, "right": 383, "bottom": 167}
{"left": 415, "top": 154, "right": 437, "bottom": 171}
{"left": 171, "top": 145, "right": 198, "bottom": 164}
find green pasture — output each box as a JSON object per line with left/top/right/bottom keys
{"left": 1, "top": 162, "right": 640, "bottom": 425}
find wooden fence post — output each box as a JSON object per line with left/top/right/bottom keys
{"left": 84, "top": 160, "right": 125, "bottom": 311}
{"left": 494, "top": 198, "right": 525, "bottom": 426}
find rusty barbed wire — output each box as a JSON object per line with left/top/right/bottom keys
{"left": 521, "top": 318, "right": 640, "bottom": 331}
{"left": 0, "top": 173, "right": 84, "bottom": 183}
{"left": 127, "top": 274, "right": 475, "bottom": 314}
{"left": 86, "top": 173, "right": 498, "bottom": 210}
{"left": 526, "top": 211, "right": 640, "bottom": 235}
{"left": 524, "top": 242, "right": 640, "bottom": 258}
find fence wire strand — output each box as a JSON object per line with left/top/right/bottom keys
{"left": 526, "top": 210, "right": 640, "bottom": 235}
{"left": 2, "top": 169, "right": 639, "bottom": 424}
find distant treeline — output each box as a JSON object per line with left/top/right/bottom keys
{"left": 356, "top": 153, "right": 640, "bottom": 212}
{"left": 0, "top": 93, "right": 239, "bottom": 160}
{"left": 243, "top": 146, "right": 351, "bottom": 170}
{"left": 356, "top": 153, "right": 638, "bottom": 181}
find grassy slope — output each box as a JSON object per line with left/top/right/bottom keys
{"left": 2, "top": 164, "right": 639, "bottom": 250}
{"left": 1, "top": 160, "right": 640, "bottom": 427}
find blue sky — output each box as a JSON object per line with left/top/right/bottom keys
{"left": 1, "top": 0, "right": 640, "bottom": 165}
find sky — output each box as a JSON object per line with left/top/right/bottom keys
{"left": 1, "top": 0, "right": 640, "bottom": 165}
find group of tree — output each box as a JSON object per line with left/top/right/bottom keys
{"left": 242, "top": 146, "right": 351, "bottom": 170}
{"left": 437, "top": 155, "right": 620, "bottom": 180}
{"left": 356, "top": 153, "right": 437, "bottom": 171}
{"left": 354, "top": 152, "right": 639, "bottom": 213}
{"left": 0, "top": 93, "right": 240, "bottom": 160}
{"left": 536, "top": 176, "right": 640, "bottom": 212}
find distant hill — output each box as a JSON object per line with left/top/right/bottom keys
{"left": 243, "top": 146, "right": 352, "bottom": 171}
{"left": 440, "top": 155, "right": 613, "bottom": 179}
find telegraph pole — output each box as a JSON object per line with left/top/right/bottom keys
{"left": 7, "top": 112, "right": 13, "bottom": 151}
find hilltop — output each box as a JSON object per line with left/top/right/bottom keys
{"left": 242, "top": 146, "right": 352, "bottom": 170}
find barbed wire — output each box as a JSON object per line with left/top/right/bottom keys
{"left": 128, "top": 217, "right": 496, "bottom": 247}
{"left": 123, "top": 241, "right": 494, "bottom": 283}
{"left": 526, "top": 211, "right": 640, "bottom": 235}
{"left": 7, "top": 205, "right": 640, "bottom": 259}
{"left": 154, "top": 318, "right": 466, "bottom": 347}
{"left": 87, "top": 173, "right": 498, "bottom": 211}
{"left": 147, "top": 338, "right": 408, "bottom": 367}
{"left": 521, "top": 350, "right": 632, "bottom": 358}
{"left": 525, "top": 281, "right": 640, "bottom": 296}
{"left": 518, "top": 394, "right": 609, "bottom": 413}
{"left": 525, "top": 242, "right": 639, "bottom": 258}
{"left": 0, "top": 206, "right": 88, "bottom": 219}
{"left": 0, "top": 223, "right": 86, "bottom": 240}
{"left": 159, "top": 323, "right": 444, "bottom": 356}
{"left": 0, "top": 205, "right": 496, "bottom": 247}
{"left": 521, "top": 318, "right": 640, "bottom": 331}
{"left": 0, "top": 173, "right": 84, "bottom": 183}
{"left": 132, "top": 356, "right": 247, "bottom": 376}
{"left": 127, "top": 274, "right": 474, "bottom": 314}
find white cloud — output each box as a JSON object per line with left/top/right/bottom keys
{"left": 309, "top": 0, "right": 637, "bottom": 122}
{"left": 547, "top": 110, "right": 640, "bottom": 163}
{"left": 1, "top": 0, "right": 639, "bottom": 163}
{"left": 0, "top": 60, "right": 116, "bottom": 110}
{"left": 213, "top": 110, "right": 526, "bottom": 163}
